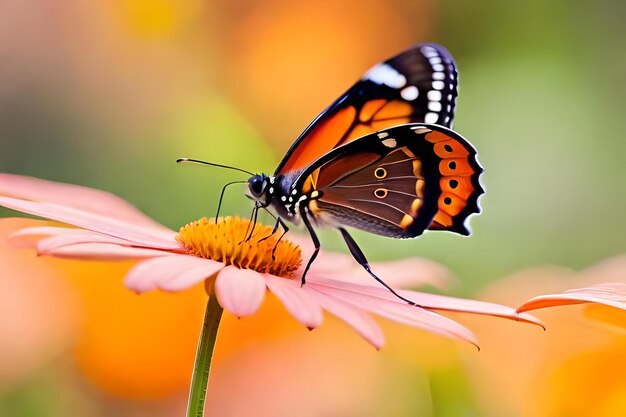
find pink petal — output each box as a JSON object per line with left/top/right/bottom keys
{"left": 40, "top": 243, "right": 172, "bottom": 260}
{"left": 11, "top": 226, "right": 92, "bottom": 237}
{"left": 0, "top": 196, "right": 180, "bottom": 250}
{"left": 8, "top": 225, "right": 93, "bottom": 248}
{"left": 517, "top": 283, "right": 626, "bottom": 313}
{"left": 306, "top": 287, "right": 385, "bottom": 349}
{"left": 37, "top": 233, "right": 132, "bottom": 254}
{"left": 310, "top": 281, "right": 479, "bottom": 348}
{"left": 215, "top": 266, "right": 266, "bottom": 317}
{"left": 397, "top": 290, "right": 542, "bottom": 327}
{"left": 0, "top": 173, "right": 170, "bottom": 230}
{"left": 313, "top": 277, "right": 541, "bottom": 327}
{"left": 264, "top": 275, "right": 323, "bottom": 329}
{"left": 125, "top": 254, "right": 224, "bottom": 292}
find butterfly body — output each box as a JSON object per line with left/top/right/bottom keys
{"left": 244, "top": 43, "right": 483, "bottom": 304}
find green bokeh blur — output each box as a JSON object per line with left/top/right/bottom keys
{"left": 1, "top": 1, "right": 624, "bottom": 416}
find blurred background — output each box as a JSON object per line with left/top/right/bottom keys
{"left": 0, "top": 1, "right": 625, "bottom": 416}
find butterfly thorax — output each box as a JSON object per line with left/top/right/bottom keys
{"left": 247, "top": 172, "right": 308, "bottom": 224}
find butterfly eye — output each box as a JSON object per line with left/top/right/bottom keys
{"left": 248, "top": 176, "right": 266, "bottom": 197}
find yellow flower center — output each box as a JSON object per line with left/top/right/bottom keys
{"left": 176, "top": 216, "right": 302, "bottom": 278}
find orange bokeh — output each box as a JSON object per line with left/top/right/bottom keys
{"left": 460, "top": 261, "right": 626, "bottom": 417}
{"left": 218, "top": 0, "right": 432, "bottom": 149}
{"left": 0, "top": 219, "right": 78, "bottom": 389}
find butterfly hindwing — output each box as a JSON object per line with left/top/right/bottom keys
{"left": 294, "top": 124, "right": 483, "bottom": 237}
{"left": 275, "top": 43, "right": 459, "bottom": 175}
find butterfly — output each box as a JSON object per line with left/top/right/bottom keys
{"left": 187, "top": 43, "right": 484, "bottom": 306}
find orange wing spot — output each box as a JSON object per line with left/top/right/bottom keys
{"left": 439, "top": 177, "right": 474, "bottom": 200}
{"left": 440, "top": 177, "right": 475, "bottom": 200}
{"left": 401, "top": 147, "right": 416, "bottom": 158}
{"left": 439, "top": 192, "right": 466, "bottom": 216}
{"left": 439, "top": 158, "right": 475, "bottom": 176}
{"left": 412, "top": 159, "right": 422, "bottom": 177}
{"left": 301, "top": 173, "right": 316, "bottom": 194}
{"left": 425, "top": 131, "right": 453, "bottom": 143}
{"left": 308, "top": 199, "right": 321, "bottom": 216}
{"left": 432, "top": 211, "right": 453, "bottom": 227}
{"left": 428, "top": 221, "right": 446, "bottom": 230}
{"left": 373, "top": 100, "right": 413, "bottom": 120}
{"left": 410, "top": 198, "right": 423, "bottom": 214}
{"left": 434, "top": 140, "right": 470, "bottom": 158}
{"left": 415, "top": 179, "right": 425, "bottom": 198}
{"left": 400, "top": 214, "right": 414, "bottom": 229}
{"left": 371, "top": 118, "right": 409, "bottom": 132}
{"left": 359, "top": 99, "right": 387, "bottom": 122}
{"left": 279, "top": 106, "right": 357, "bottom": 174}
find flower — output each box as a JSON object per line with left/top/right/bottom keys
{"left": 0, "top": 173, "right": 540, "bottom": 349}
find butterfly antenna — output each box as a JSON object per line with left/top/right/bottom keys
{"left": 176, "top": 158, "right": 255, "bottom": 176}
{"left": 215, "top": 180, "right": 248, "bottom": 222}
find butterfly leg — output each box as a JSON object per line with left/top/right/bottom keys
{"left": 259, "top": 207, "right": 289, "bottom": 242}
{"left": 338, "top": 227, "right": 421, "bottom": 307}
{"left": 244, "top": 204, "right": 259, "bottom": 242}
{"left": 241, "top": 204, "right": 258, "bottom": 244}
{"left": 300, "top": 210, "right": 320, "bottom": 287}
{"left": 257, "top": 216, "right": 290, "bottom": 260}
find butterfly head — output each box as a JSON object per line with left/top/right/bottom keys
{"left": 247, "top": 173, "right": 271, "bottom": 206}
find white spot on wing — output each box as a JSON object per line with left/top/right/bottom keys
{"left": 428, "top": 101, "right": 442, "bottom": 112}
{"left": 362, "top": 63, "right": 407, "bottom": 89}
{"left": 400, "top": 85, "right": 419, "bottom": 101}
{"left": 377, "top": 131, "right": 389, "bottom": 139}
{"left": 412, "top": 126, "right": 432, "bottom": 134}
{"left": 382, "top": 138, "right": 397, "bottom": 148}
{"left": 425, "top": 113, "right": 439, "bottom": 123}
{"left": 432, "top": 81, "right": 445, "bottom": 90}
{"left": 432, "top": 72, "right": 445, "bottom": 80}
{"left": 421, "top": 46, "right": 438, "bottom": 58}
{"left": 427, "top": 90, "right": 442, "bottom": 101}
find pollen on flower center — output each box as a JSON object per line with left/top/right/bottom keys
{"left": 176, "top": 216, "right": 302, "bottom": 278}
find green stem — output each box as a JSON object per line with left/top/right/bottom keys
{"left": 186, "top": 295, "right": 223, "bottom": 417}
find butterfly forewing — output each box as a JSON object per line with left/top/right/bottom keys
{"left": 275, "top": 43, "right": 459, "bottom": 176}
{"left": 294, "top": 124, "right": 483, "bottom": 237}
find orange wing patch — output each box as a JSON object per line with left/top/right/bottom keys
{"left": 342, "top": 100, "right": 412, "bottom": 144}
{"left": 373, "top": 100, "right": 413, "bottom": 120}
{"left": 359, "top": 99, "right": 387, "bottom": 122}
{"left": 425, "top": 131, "right": 481, "bottom": 232}
{"left": 279, "top": 100, "right": 418, "bottom": 175}
{"left": 279, "top": 106, "right": 357, "bottom": 174}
